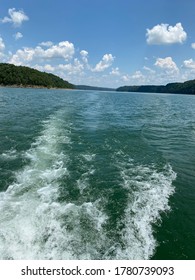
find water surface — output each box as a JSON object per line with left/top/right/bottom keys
{"left": 0, "top": 87, "right": 194, "bottom": 259}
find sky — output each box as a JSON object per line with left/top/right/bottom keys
{"left": 0, "top": 0, "right": 195, "bottom": 87}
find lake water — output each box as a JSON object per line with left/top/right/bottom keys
{"left": 0, "top": 87, "right": 194, "bottom": 260}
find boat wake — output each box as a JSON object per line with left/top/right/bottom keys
{"left": 0, "top": 110, "right": 176, "bottom": 259}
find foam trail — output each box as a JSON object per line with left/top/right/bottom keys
{"left": 0, "top": 111, "right": 107, "bottom": 259}
{"left": 115, "top": 159, "right": 176, "bottom": 259}
{"left": 0, "top": 112, "right": 68, "bottom": 258}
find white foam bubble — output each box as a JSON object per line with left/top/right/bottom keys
{"left": 0, "top": 149, "right": 18, "bottom": 160}
{"left": 81, "top": 154, "right": 96, "bottom": 162}
{"left": 76, "top": 168, "right": 95, "bottom": 194}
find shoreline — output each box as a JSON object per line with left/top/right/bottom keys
{"left": 0, "top": 84, "right": 74, "bottom": 90}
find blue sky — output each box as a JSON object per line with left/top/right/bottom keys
{"left": 0, "top": 0, "right": 195, "bottom": 87}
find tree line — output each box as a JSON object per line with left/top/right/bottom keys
{"left": 117, "top": 80, "right": 195, "bottom": 95}
{"left": 0, "top": 63, "right": 74, "bottom": 89}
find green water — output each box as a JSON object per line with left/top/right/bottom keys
{"left": 0, "top": 87, "right": 194, "bottom": 259}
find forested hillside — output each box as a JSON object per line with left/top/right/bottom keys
{"left": 117, "top": 80, "right": 195, "bottom": 95}
{"left": 0, "top": 63, "right": 74, "bottom": 89}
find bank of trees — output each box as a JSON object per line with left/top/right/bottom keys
{"left": 0, "top": 63, "right": 74, "bottom": 89}
{"left": 117, "top": 80, "right": 195, "bottom": 95}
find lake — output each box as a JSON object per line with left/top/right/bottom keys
{"left": 0, "top": 87, "right": 194, "bottom": 260}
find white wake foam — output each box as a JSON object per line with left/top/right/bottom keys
{"left": 0, "top": 149, "right": 18, "bottom": 160}
{"left": 0, "top": 111, "right": 107, "bottom": 259}
{"left": 115, "top": 160, "right": 176, "bottom": 259}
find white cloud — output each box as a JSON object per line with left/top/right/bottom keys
{"left": 143, "top": 66, "right": 155, "bottom": 74}
{"left": 9, "top": 48, "right": 33, "bottom": 64}
{"left": 0, "top": 37, "right": 5, "bottom": 59}
{"left": 121, "top": 72, "right": 146, "bottom": 84}
{"left": 110, "top": 67, "right": 120, "bottom": 76}
{"left": 154, "top": 57, "right": 179, "bottom": 73}
{"left": 80, "top": 50, "right": 88, "bottom": 64}
{"left": 92, "top": 54, "right": 115, "bottom": 72}
{"left": 131, "top": 70, "right": 145, "bottom": 80}
{"left": 58, "top": 58, "right": 84, "bottom": 75}
{"left": 183, "top": 58, "right": 195, "bottom": 69}
{"left": 0, "top": 37, "right": 5, "bottom": 52}
{"left": 1, "top": 8, "right": 29, "bottom": 27}
{"left": 43, "top": 64, "right": 55, "bottom": 72}
{"left": 39, "top": 41, "right": 54, "bottom": 47}
{"left": 34, "top": 64, "right": 55, "bottom": 72}
{"left": 121, "top": 75, "right": 131, "bottom": 82}
{"left": 146, "top": 23, "right": 187, "bottom": 45}
{"left": 13, "top": 32, "right": 23, "bottom": 40}
{"left": 80, "top": 50, "right": 88, "bottom": 57}
{"left": 43, "top": 41, "right": 74, "bottom": 59}
{"left": 191, "top": 43, "right": 195, "bottom": 49}
{"left": 119, "top": 58, "right": 181, "bottom": 86}
{"left": 9, "top": 41, "right": 75, "bottom": 65}
{"left": 33, "top": 58, "right": 85, "bottom": 81}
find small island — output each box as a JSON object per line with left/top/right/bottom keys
{"left": 0, "top": 63, "right": 74, "bottom": 89}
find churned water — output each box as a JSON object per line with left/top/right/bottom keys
{"left": 0, "top": 87, "right": 194, "bottom": 259}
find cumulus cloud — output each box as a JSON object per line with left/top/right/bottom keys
{"left": 43, "top": 41, "right": 74, "bottom": 59}
{"left": 9, "top": 41, "right": 75, "bottom": 65}
{"left": 13, "top": 32, "right": 23, "bottom": 40}
{"left": 1, "top": 8, "right": 29, "bottom": 27}
{"left": 58, "top": 58, "right": 84, "bottom": 75}
{"left": 183, "top": 58, "right": 195, "bottom": 69}
{"left": 154, "top": 57, "right": 179, "bottom": 73}
{"left": 146, "top": 23, "right": 187, "bottom": 45}
{"left": 92, "top": 54, "right": 115, "bottom": 72}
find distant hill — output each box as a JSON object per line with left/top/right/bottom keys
{"left": 0, "top": 63, "right": 74, "bottom": 89}
{"left": 75, "top": 85, "right": 115, "bottom": 91}
{"left": 116, "top": 80, "right": 195, "bottom": 95}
